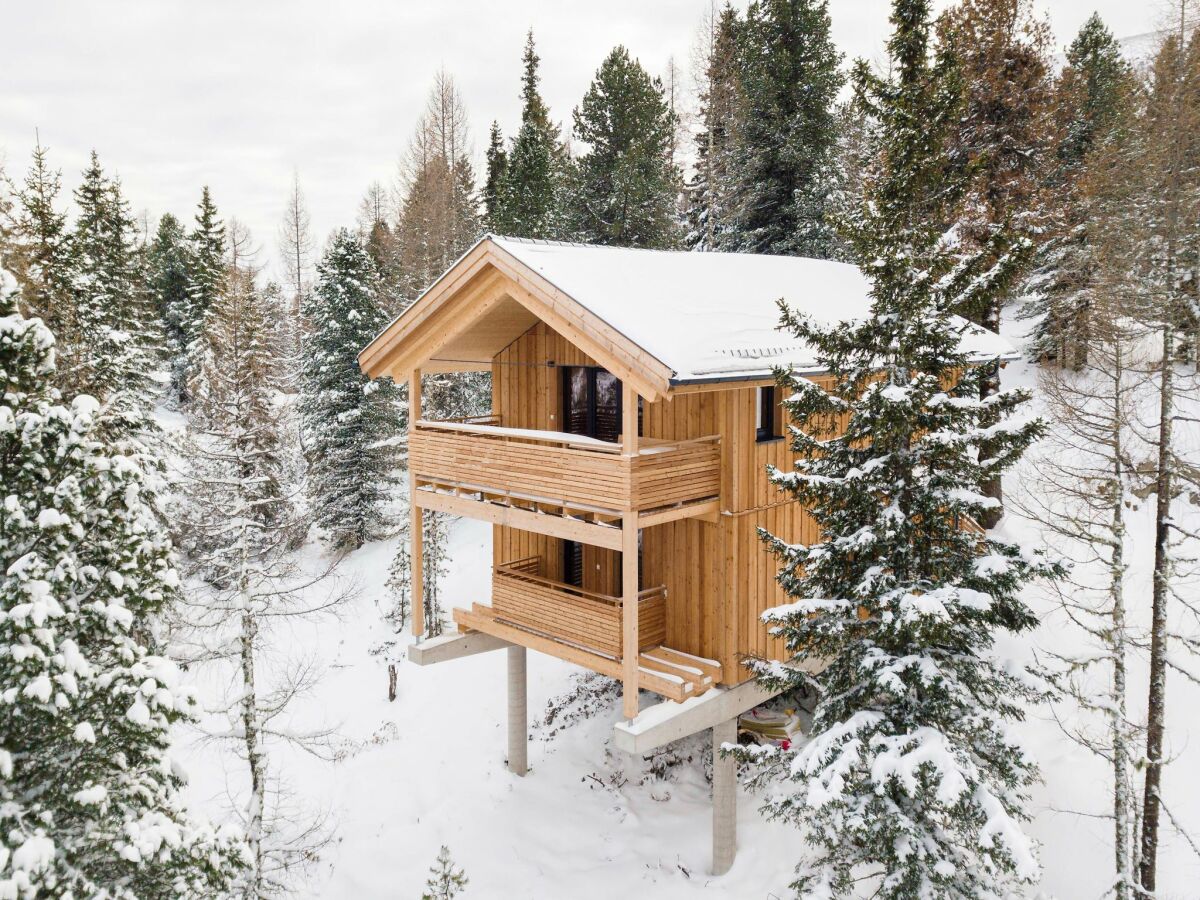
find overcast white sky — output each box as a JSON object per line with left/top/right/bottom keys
{"left": 2, "top": 0, "right": 1161, "bottom": 276}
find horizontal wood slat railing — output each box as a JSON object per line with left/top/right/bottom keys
{"left": 410, "top": 418, "right": 720, "bottom": 514}
{"left": 491, "top": 556, "right": 666, "bottom": 658}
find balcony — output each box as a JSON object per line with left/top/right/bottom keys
{"left": 408, "top": 417, "right": 722, "bottom": 544}
{"left": 451, "top": 555, "right": 721, "bottom": 702}
{"left": 491, "top": 556, "right": 665, "bottom": 656}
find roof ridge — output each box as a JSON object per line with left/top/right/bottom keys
{"left": 488, "top": 233, "right": 689, "bottom": 255}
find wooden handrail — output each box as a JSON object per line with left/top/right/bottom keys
{"left": 494, "top": 556, "right": 666, "bottom": 606}
{"left": 416, "top": 418, "right": 719, "bottom": 457}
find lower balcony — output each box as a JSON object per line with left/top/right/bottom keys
{"left": 451, "top": 555, "right": 721, "bottom": 702}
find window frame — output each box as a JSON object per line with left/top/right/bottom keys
{"left": 755, "top": 385, "right": 782, "bottom": 443}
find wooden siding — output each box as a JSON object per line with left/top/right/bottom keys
{"left": 490, "top": 322, "right": 834, "bottom": 685}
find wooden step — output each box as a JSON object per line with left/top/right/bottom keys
{"left": 450, "top": 606, "right": 718, "bottom": 703}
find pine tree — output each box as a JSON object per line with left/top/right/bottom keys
{"left": 300, "top": 228, "right": 397, "bottom": 550}
{"left": 728, "top": 0, "right": 843, "bottom": 257}
{"left": 176, "top": 262, "right": 338, "bottom": 895}
{"left": 276, "top": 172, "right": 313, "bottom": 364}
{"left": 393, "top": 72, "right": 489, "bottom": 418}
{"left": 13, "top": 141, "right": 75, "bottom": 366}
{"left": 686, "top": 3, "right": 744, "bottom": 251}
{"left": 740, "top": 2, "right": 1057, "bottom": 894}
{"left": 182, "top": 187, "right": 226, "bottom": 401}
{"left": 936, "top": 0, "right": 1055, "bottom": 527}
{"left": 148, "top": 213, "right": 193, "bottom": 401}
{"left": 0, "top": 264, "right": 245, "bottom": 897}
{"left": 1109, "top": 15, "right": 1200, "bottom": 891}
{"left": 357, "top": 180, "right": 400, "bottom": 305}
{"left": 1023, "top": 14, "right": 1135, "bottom": 366}
{"left": 394, "top": 71, "right": 481, "bottom": 310}
{"left": 69, "top": 153, "right": 161, "bottom": 436}
{"left": 568, "top": 46, "right": 682, "bottom": 248}
{"left": 1016, "top": 254, "right": 1148, "bottom": 900}
{"left": 482, "top": 121, "right": 509, "bottom": 230}
{"left": 385, "top": 504, "right": 451, "bottom": 638}
{"left": 495, "top": 31, "right": 568, "bottom": 239}
{"left": 421, "top": 846, "right": 467, "bottom": 900}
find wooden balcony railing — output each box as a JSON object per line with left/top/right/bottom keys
{"left": 409, "top": 417, "right": 720, "bottom": 513}
{"left": 491, "top": 556, "right": 666, "bottom": 658}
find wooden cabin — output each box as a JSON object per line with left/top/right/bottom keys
{"left": 359, "top": 232, "right": 1008, "bottom": 703}
{"left": 359, "top": 235, "right": 1009, "bottom": 873}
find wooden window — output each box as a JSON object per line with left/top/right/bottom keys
{"left": 756, "top": 385, "right": 781, "bottom": 442}
{"left": 561, "top": 366, "right": 640, "bottom": 442}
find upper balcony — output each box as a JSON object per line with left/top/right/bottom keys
{"left": 408, "top": 416, "right": 721, "bottom": 543}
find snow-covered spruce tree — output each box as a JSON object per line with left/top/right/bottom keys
{"left": 300, "top": 228, "right": 397, "bottom": 550}
{"left": 148, "top": 212, "right": 193, "bottom": 402}
{"left": 740, "top": 1, "right": 1058, "bottom": 895}
{"left": 493, "top": 31, "right": 569, "bottom": 240}
{"left": 1021, "top": 14, "right": 1135, "bottom": 367}
{"left": 69, "top": 152, "right": 162, "bottom": 439}
{"left": 568, "top": 46, "right": 682, "bottom": 249}
{"left": 180, "top": 187, "right": 226, "bottom": 402}
{"left": 0, "top": 265, "right": 244, "bottom": 897}
{"left": 13, "top": 141, "right": 76, "bottom": 381}
{"left": 728, "top": 0, "right": 843, "bottom": 258}
{"left": 176, "top": 264, "right": 343, "bottom": 896}
{"left": 686, "top": 2, "right": 744, "bottom": 251}
{"left": 482, "top": 120, "right": 509, "bottom": 230}
{"left": 421, "top": 846, "right": 467, "bottom": 900}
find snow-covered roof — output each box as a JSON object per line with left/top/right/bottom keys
{"left": 490, "top": 235, "right": 1016, "bottom": 386}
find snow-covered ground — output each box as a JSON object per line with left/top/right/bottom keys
{"left": 173, "top": 309, "right": 1200, "bottom": 898}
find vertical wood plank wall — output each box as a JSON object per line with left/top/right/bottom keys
{"left": 491, "top": 321, "right": 823, "bottom": 684}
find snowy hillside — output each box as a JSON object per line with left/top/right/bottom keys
{"left": 165, "top": 305, "right": 1200, "bottom": 899}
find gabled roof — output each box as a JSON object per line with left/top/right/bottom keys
{"left": 359, "top": 234, "right": 1015, "bottom": 396}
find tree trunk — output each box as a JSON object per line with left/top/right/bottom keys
{"left": 1138, "top": 319, "right": 1174, "bottom": 894}
{"left": 241, "top": 610, "right": 265, "bottom": 898}
{"left": 979, "top": 349, "right": 1004, "bottom": 528}
{"left": 1110, "top": 337, "right": 1132, "bottom": 900}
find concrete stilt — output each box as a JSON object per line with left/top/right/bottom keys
{"left": 711, "top": 717, "right": 737, "bottom": 876}
{"left": 507, "top": 645, "right": 528, "bottom": 776}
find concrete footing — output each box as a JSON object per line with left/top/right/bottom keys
{"left": 711, "top": 717, "right": 737, "bottom": 875}
{"left": 507, "top": 645, "right": 528, "bottom": 776}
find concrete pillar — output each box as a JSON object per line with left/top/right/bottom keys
{"left": 507, "top": 645, "right": 528, "bottom": 776}
{"left": 711, "top": 717, "right": 737, "bottom": 876}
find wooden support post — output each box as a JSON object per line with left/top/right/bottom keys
{"left": 621, "top": 383, "right": 640, "bottom": 721}
{"left": 712, "top": 716, "right": 737, "bottom": 875}
{"left": 409, "top": 368, "right": 424, "bottom": 639}
{"left": 507, "top": 646, "right": 528, "bottom": 776}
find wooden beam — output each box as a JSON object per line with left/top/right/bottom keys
{"left": 622, "top": 383, "right": 638, "bottom": 457}
{"left": 637, "top": 497, "right": 721, "bottom": 529}
{"left": 410, "top": 368, "right": 424, "bottom": 638}
{"left": 406, "top": 631, "right": 512, "bottom": 666}
{"left": 413, "top": 487, "right": 624, "bottom": 551}
{"left": 621, "top": 516, "right": 639, "bottom": 720}
{"left": 612, "top": 678, "right": 782, "bottom": 755}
